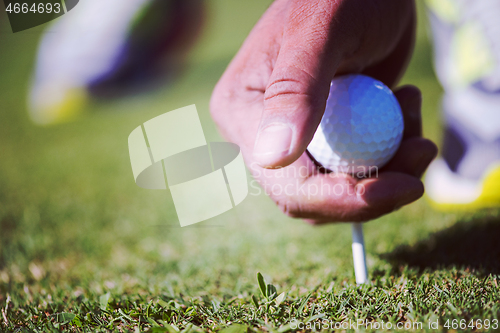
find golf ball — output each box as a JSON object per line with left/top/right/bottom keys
{"left": 307, "top": 74, "right": 404, "bottom": 175}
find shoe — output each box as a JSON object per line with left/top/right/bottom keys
{"left": 425, "top": 0, "right": 500, "bottom": 211}
{"left": 425, "top": 89, "right": 500, "bottom": 211}
{"left": 29, "top": 0, "right": 205, "bottom": 125}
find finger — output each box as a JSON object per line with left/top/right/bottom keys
{"left": 300, "top": 172, "right": 424, "bottom": 224}
{"left": 394, "top": 85, "right": 422, "bottom": 139}
{"left": 383, "top": 137, "right": 438, "bottom": 177}
{"left": 354, "top": 172, "right": 424, "bottom": 218}
{"left": 361, "top": 4, "right": 416, "bottom": 88}
{"left": 256, "top": 153, "right": 424, "bottom": 223}
{"left": 252, "top": 0, "right": 344, "bottom": 169}
{"left": 252, "top": 0, "right": 414, "bottom": 169}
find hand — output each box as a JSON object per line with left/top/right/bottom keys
{"left": 210, "top": 0, "right": 438, "bottom": 223}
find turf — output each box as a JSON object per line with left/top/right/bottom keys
{"left": 1, "top": 1, "right": 499, "bottom": 332}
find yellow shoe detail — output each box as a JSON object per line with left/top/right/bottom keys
{"left": 425, "top": 0, "right": 460, "bottom": 24}
{"left": 30, "top": 87, "right": 87, "bottom": 126}
{"left": 478, "top": 165, "right": 500, "bottom": 206}
{"left": 426, "top": 163, "right": 500, "bottom": 211}
{"left": 451, "top": 22, "right": 496, "bottom": 88}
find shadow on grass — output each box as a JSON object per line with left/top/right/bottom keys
{"left": 382, "top": 214, "right": 500, "bottom": 275}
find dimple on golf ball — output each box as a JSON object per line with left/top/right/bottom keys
{"left": 307, "top": 74, "right": 404, "bottom": 175}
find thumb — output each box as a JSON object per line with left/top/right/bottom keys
{"left": 252, "top": 1, "right": 346, "bottom": 168}
{"left": 252, "top": 0, "right": 414, "bottom": 169}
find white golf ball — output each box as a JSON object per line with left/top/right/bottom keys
{"left": 307, "top": 74, "right": 404, "bottom": 175}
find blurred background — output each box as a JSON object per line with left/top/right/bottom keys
{"left": 0, "top": 0, "right": 496, "bottom": 301}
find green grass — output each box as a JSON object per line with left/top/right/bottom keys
{"left": 1, "top": 1, "right": 500, "bottom": 332}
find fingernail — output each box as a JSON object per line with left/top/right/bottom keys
{"left": 398, "top": 86, "right": 422, "bottom": 112}
{"left": 405, "top": 94, "right": 422, "bottom": 118}
{"left": 253, "top": 123, "right": 293, "bottom": 166}
{"left": 414, "top": 149, "right": 438, "bottom": 177}
{"left": 395, "top": 184, "right": 424, "bottom": 210}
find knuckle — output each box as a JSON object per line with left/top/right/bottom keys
{"left": 209, "top": 82, "right": 237, "bottom": 120}
{"left": 264, "top": 65, "right": 319, "bottom": 103}
{"left": 303, "top": 218, "right": 325, "bottom": 225}
{"left": 264, "top": 77, "right": 310, "bottom": 103}
{"left": 209, "top": 89, "right": 222, "bottom": 117}
{"left": 209, "top": 96, "right": 224, "bottom": 127}
{"left": 275, "top": 196, "right": 306, "bottom": 219}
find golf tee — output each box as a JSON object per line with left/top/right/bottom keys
{"left": 351, "top": 222, "right": 368, "bottom": 284}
